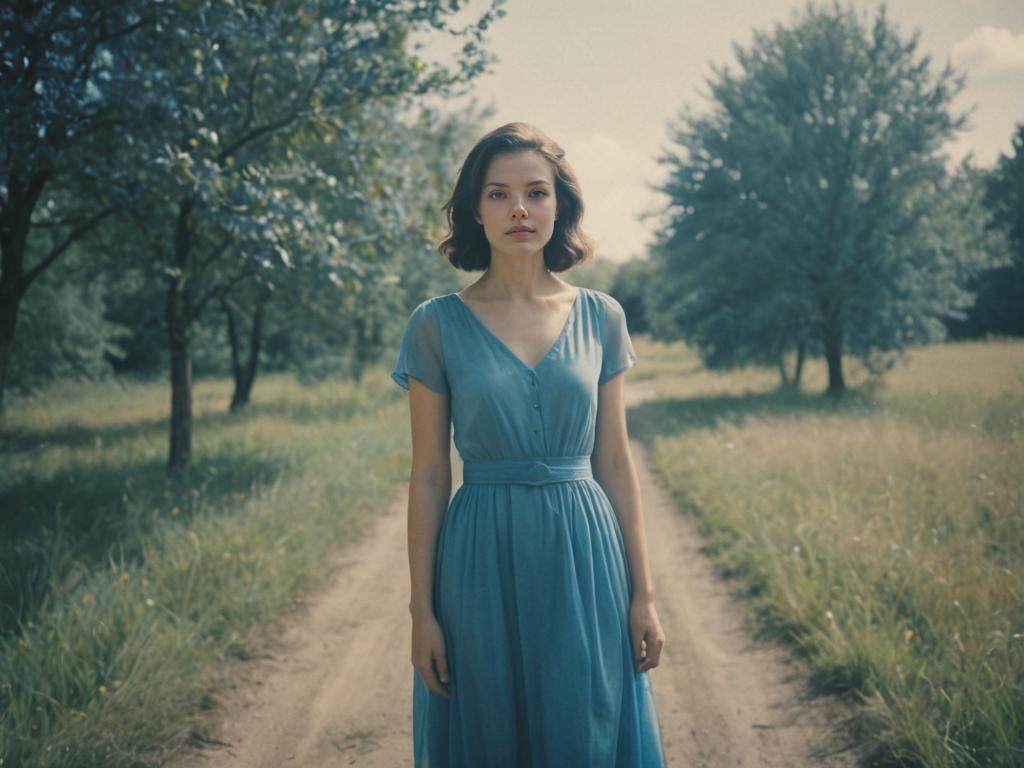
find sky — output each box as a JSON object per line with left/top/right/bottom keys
{"left": 417, "top": 0, "right": 1024, "bottom": 263}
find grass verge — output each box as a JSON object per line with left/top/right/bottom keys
{"left": 0, "top": 371, "right": 412, "bottom": 767}
{"left": 635, "top": 337, "right": 1023, "bottom": 768}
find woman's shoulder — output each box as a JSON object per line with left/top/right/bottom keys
{"left": 405, "top": 292, "right": 457, "bottom": 319}
{"left": 581, "top": 286, "right": 626, "bottom": 316}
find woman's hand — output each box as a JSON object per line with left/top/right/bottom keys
{"left": 411, "top": 613, "right": 452, "bottom": 699}
{"left": 630, "top": 598, "right": 666, "bottom": 673}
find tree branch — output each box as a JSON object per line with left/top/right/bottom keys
{"left": 217, "top": 59, "right": 328, "bottom": 163}
{"left": 21, "top": 204, "right": 117, "bottom": 290}
{"left": 191, "top": 266, "right": 260, "bottom": 324}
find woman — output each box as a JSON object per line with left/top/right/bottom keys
{"left": 390, "top": 122, "right": 667, "bottom": 766}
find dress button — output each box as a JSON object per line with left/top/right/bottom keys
{"left": 532, "top": 402, "right": 539, "bottom": 409}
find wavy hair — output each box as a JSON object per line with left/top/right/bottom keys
{"left": 438, "top": 122, "right": 595, "bottom": 272}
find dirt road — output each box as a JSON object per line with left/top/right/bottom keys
{"left": 170, "top": 381, "right": 859, "bottom": 767}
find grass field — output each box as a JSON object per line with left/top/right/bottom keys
{"left": 634, "top": 338, "right": 1023, "bottom": 767}
{"left": 0, "top": 373, "right": 414, "bottom": 767}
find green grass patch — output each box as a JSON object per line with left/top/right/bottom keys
{"left": 635, "top": 337, "right": 1024, "bottom": 767}
{"left": 0, "top": 370, "right": 413, "bottom": 767}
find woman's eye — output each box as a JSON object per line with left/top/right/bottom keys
{"left": 488, "top": 191, "right": 505, "bottom": 199}
{"left": 530, "top": 189, "right": 548, "bottom": 197}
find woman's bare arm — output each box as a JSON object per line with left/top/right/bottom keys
{"left": 591, "top": 372, "right": 665, "bottom": 672}
{"left": 405, "top": 378, "right": 454, "bottom": 698}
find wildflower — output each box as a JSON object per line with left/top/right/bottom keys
{"left": 98, "top": 685, "right": 108, "bottom": 695}
{"left": 793, "top": 545, "right": 800, "bottom": 554}
{"left": 120, "top": 572, "right": 129, "bottom": 582}
{"left": 82, "top": 593, "right": 96, "bottom": 607}
{"left": 145, "top": 598, "right": 155, "bottom": 608}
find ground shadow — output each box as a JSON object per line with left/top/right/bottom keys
{"left": 0, "top": 389, "right": 374, "bottom": 455}
{"left": 0, "top": 448, "right": 283, "bottom": 636}
{"left": 627, "top": 386, "right": 882, "bottom": 447}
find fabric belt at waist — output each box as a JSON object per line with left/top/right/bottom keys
{"left": 462, "top": 455, "right": 593, "bottom": 486}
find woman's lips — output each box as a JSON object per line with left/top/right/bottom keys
{"left": 507, "top": 228, "right": 534, "bottom": 236}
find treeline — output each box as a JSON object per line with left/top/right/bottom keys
{"left": 1, "top": 0, "right": 505, "bottom": 469}
{"left": 611, "top": 3, "right": 1023, "bottom": 395}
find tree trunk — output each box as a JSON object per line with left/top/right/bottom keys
{"left": 822, "top": 300, "right": 846, "bottom": 395}
{"left": 0, "top": 284, "right": 21, "bottom": 415}
{"left": 0, "top": 171, "right": 46, "bottom": 414}
{"left": 224, "top": 289, "right": 268, "bottom": 411}
{"left": 776, "top": 353, "right": 791, "bottom": 389}
{"left": 793, "top": 339, "right": 806, "bottom": 387}
{"left": 166, "top": 198, "right": 195, "bottom": 472}
{"left": 778, "top": 339, "right": 807, "bottom": 391}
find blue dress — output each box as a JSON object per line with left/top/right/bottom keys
{"left": 390, "top": 285, "right": 666, "bottom": 767}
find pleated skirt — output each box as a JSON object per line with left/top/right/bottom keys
{"left": 412, "top": 478, "right": 666, "bottom": 767}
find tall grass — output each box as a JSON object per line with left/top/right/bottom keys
{"left": 0, "top": 371, "right": 413, "bottom": 767}
{"left": 637, "top": 338, "right": 1024, "bottom": 767}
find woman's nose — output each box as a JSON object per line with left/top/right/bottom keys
{"left": 510, "top": 196, "right": 528, "bottom": 217}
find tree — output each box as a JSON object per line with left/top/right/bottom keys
{"left": 652, "top": 1, "right": 993, "bottom": 394}
{"left": 945, "top": 123, "right": 1024, "bottom": 339}
{"left": 0, "top": 3, "right": 149, "bottom": 412}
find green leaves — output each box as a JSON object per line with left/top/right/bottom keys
{"left": 653, "top": 2, "right": 985, "bottom": 392}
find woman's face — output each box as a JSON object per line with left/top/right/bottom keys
{"left": 475, "top": 150, "right": 558, "bottom": 259}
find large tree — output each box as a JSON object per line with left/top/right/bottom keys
{"left": 651, "top": 1, "right": 994, "bottom": 394}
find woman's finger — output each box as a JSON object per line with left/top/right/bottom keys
{"left": 638, "top": 632, "right": 665, "bottom": 671}
{"left": 417, "top": 662, "right": 452, "bottom": 699}
{"left": 433, "top": 650, "right": 450, "bottom": 687}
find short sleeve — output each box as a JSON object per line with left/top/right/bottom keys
{"left": 390, "top": 298, "right": 450, "bottom": 397}
{"left": 598, "top": 293, "right": 639, "bottom": 385}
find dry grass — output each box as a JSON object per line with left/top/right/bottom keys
{"left": 638, "top": 337, "right": 1024, "bottom": 767}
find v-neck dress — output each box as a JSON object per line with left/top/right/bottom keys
{"left": 390, "top": 286, "right": 666, "bottom": 767}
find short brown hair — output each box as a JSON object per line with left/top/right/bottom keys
{"left": 438, "top": 122, "right": 595, "bottom": 272}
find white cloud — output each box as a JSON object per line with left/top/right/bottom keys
{"left": 951, "top": 26, "right": 1024, "bottom": 76}
{"left": 562, "top": 133, "right": 667, "bottom": 261}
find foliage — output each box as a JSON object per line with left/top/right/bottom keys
{"left": 0, "top": 2, "right": 144, "bottom": 408}
{"left": 609, "top": 255, "right": 660, "bottom": 334}
{"left": 651, "top": 1, "right": 995, "bottom": 392}
{"left": 946, "top": 124, "right": 1024, "bottom": 339}
{"left": 0, "top": 0, "right": 506, "bottom": 469}
{"left": 6, "top": 273, "right": 129, "bottom": 394}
